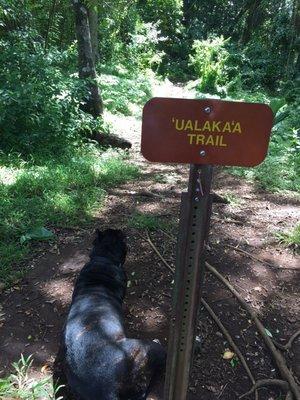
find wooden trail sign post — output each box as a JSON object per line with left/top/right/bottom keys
{"left": 141, "top": 97, "right": 273, "bottom": 400}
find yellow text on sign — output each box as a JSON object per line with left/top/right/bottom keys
{"left": 171, "top": 118, "right": 244, "bottom": 148}
{"left": 187, "top": 134, "right": 227, "bottom": 146}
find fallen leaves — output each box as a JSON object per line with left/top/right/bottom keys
{"left": 223, "top": 349, "right": 235, "bottom": 360}
{"left": 41, "top": 364, "right": 51, "bottom": 374}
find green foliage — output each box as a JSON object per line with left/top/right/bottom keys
{"left": 0, "top": 0, "right": 299, "bottom": 288}
{"left": 99, "top": 66, "right": 153, "bottom": 116}
{"left": 236, "top": 41, "right": 286, "bottom": 91}
{"left": 0, "top": 354, "right": 58, "bottom": 399}
{"left": 136, "top": 0, "right": 182, "bottom": 44}
{"left": 0, "top": 0, "right": 30, "bottom": 35}
{"left": 128, "top": 212, "right": 170, "bottom": 231}
{"left": 0, "top": 148, "right": 139, "bottom": 284}
{"left": 127, "top": 21, "right": 165, "bottom": 71}
{"left": 97, "top": 1, "right": 139, "bottom": 63}
{"left": 0, "top": 31, "right": 94, "bottom": 157}
{"left": 97, "top": 6, "right": 167, "bottom": 74}
{"left": 189, "top": 37, "right": 291, "bottom": 96}
{"left": 136, "top": 0, "right": 189, "bottom": 80}
{"left": 182, "top": 0, "right": 245, "bottom": 40}
{"left": 229, "top": 100, "right": 299, "bottom": 192}
{"left": 189, "top": 37, "right": 230, "bottom": 94}
{"left": 276, "top": 224, "right": 300, "bottom": 250}
{"left": 29, "top": 0, "right": 75, "bottom": 49}
{"left": 189, "top": 31, "right": 298, "bottom": 96}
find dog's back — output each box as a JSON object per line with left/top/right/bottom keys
{"left": 54, "top": 229, "right": 166, "bottom": 400}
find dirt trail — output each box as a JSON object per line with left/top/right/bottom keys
{"left": 0, "top": 82, "right": 299, "bottom": 399}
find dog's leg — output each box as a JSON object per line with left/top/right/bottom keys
{"left": 146, "top": 340, "right": 167, "bottom": 372}
{"left": 143, "top": 341, "right": 166, "bottom": 400}
{"left": 119, "top": 339, "right": 166, "bottom": 400}
{"left": 53, "top": 343, "right": 79, "bottom": 400}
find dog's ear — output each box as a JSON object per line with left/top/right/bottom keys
{"left": 95, "top": 229, "right": 104, "bottom": 242}
{"left": 116, "top": 230, "right": 126, "bottom": 240}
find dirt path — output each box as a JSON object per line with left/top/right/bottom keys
{"left": 0, "top": 82, "right": 299, "bottom": 399}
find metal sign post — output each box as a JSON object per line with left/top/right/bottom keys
{"left": 164, "top": 164, "right": 213, "bottom": 400}
{"left": 141, "top": 96, "right": 273, "bottom": 400}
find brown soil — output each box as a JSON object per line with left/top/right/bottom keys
{"left": 0, "top": 85, "right": 299, "bottom": 399}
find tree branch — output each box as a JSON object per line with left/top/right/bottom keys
{"left": 272, "top": 330, "right": 300, "bottom": 351}
{"left": 226, "top": 244, "right": 299, "bottom": 270}
{"left": 141, "top": 230, "right": 175, "bottom": 274}
{"left": 201, "top": 298, "right": 258, "bottom": 400}
{"left": 239, "top": 379, "right": 289, "bottom": 399}
{"left": 143, "top": 229, "right": 300, "bottom": 399}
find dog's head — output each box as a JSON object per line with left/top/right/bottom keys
{"left": 91, "top": 229, "right": 127, "bottom": 265}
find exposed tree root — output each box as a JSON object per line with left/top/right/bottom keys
{"left": 142, "top": 230, "right": 300, "bottom": 400}
{"left": 201, "top": 298, "right": 258, "bottom": 400}
{"left": 141, "top": 231, "right": 175, "bottom": 274}
{"left": 272, "top": 330, "right": 300, "bottom": 351}
{"left": 92, "top": 131, "right": 132, "bottom": 149}
{"left": 159, "top": 229, "right": 176, "bottom": 241}
{"left": 226, "top": 244, "right": 299, "bottom": 270}
{"left": 139, "top": 191, "right": 164, "bottom": 199}
{"left": 211, "top": 192, "right": 230, "bottom": 204}
{"left": 239, "top": 379, "right": 289, "bottom": 399}
{"left": 205, "top": 262, "right": 300, "bottom": 400}
{"left": 143, "top": 231, "right": 258, "bottom": 399}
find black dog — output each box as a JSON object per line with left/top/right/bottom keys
{"left": 54, "top": 229, "right": 166, "bottom": 400}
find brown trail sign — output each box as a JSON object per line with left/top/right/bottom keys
{"left": 142, "top": 97, "right": 273, "bottom": 167}
{"left": 141, "top": 97, "right": 273, "bottom": 400}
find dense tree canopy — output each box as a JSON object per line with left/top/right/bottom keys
{"left": 0, "top": 0, "right": 298, "bottom": 163}
{"left": 0, "top": 0, "right": 298, "bottom": 88}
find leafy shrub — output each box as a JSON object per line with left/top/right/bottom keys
{"left": 0, "top": 31, "right": 92, "bottom": 157}
{"left": 189, "top": 36, "right": 297, "bottom": 96}
{"left": 229, "top": 100, "right": 300, "bottom": 192}
{"left": 189, "top": 36, "right": 230, "bottom": 94}
{"left": 127, "top": 21, "right": 165, "bottom": 71}
{"left": 99, "top": 66, "right": 153, "bottom": 116}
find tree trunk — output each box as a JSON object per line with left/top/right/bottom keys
{"left": 88, "top": 2, "right": 99, "bottom": 64}
{"left": 72, "top": 0, "right": 103, "bottom": 118}
{"left": 241, "top": 0, "right": 262, "bottom": 45}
